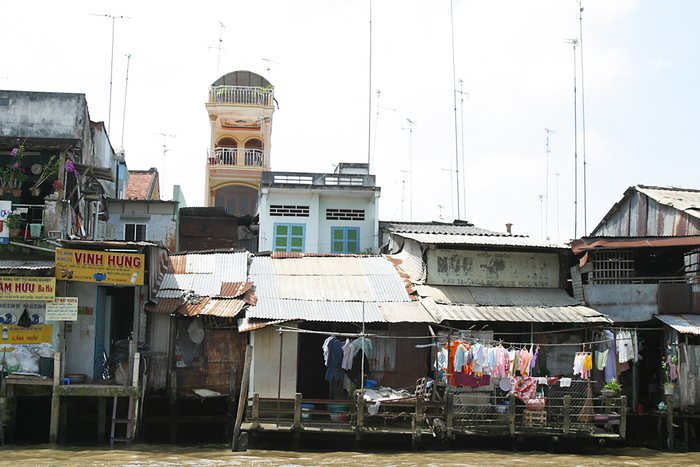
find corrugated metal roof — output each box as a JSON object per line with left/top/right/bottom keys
{"left": 386, "top": 239, "right": 425, "bottom": 283}
{"left": 378, "top": 302, "right": 435, "bottom": 323}
{"left": 180, "top": 297, "right": 247, "bottom": 318}
{"left": 395, "top": 232, "right": 567, "bottom": 249}
{"left": 0, "top": 260, "right": 54, "bottom": 271}
{"left": 656, "top": 314, "right": 700, "bottom": 335}
{"left": 420, "top": 297, "right": 610, "bottom": 323}
{"left": 237, "top": 318, "right": 288, "bottom": 332}
{"left": 156, "top": 251, "right": 249, "bottom": 299}
{"left": 416, "top": 285, "right": 581, "bottom": 307}
{"left": 381, "top": 221, "right": 502, "bottom": 236}
{"left": 637, "top": 186, "right": 700, "bottom": 220}
{"left": 219, "top": 281, "right": 253, "bottom": 297}
{"left": 151, "top": 298, "right": 182, "bottom": 314}
{"left": 248, "top": 255, "right": 410, "bottom": 302}
{"left": 247, "top": 298, "right": 386, "bottom": 322}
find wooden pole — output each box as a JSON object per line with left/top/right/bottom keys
{"left": 563, "top": 395, "right": 571, "bottom": 435}
{"left": 49, "top": 352, "right": 62, "bottom": 444}
{"left": 231, "top": 344, "right": 253, "bottom": 451}
{"left": 620, "top": 395, "right": 627, "bottom": 439}
{"left": 508, "top": 394, "right": 516, "bottom": 436}
{"left": 667, "top": 395, "right": 674, "bottom": 450}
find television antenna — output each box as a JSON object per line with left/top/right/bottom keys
{"left": 578, "top": 0, "right": 589, "bottom": 234}
{"left": 120, "top": 53, "right": 132, "bottom": 150}
{"left": 401, "top": 118, "right": 416, "bottom": 221}
{"left": 91, "top": 13, "right": 128, "bottom": 136}
{"left": 543, "top": 128, "right": 555, "bottom": 241}
{"left": 457, "top": 79, "right": 469, "bottom": 219}
{"left": 565, "top": 38, "right": 579, "bottom": 238}
{"left": 449, "top": 0, "right": 461, "bottom": 219}
{"left": 154, "top": 132, "right": 175, "bottom": 194}
{"left": 398, "top": 169, "right": 409, "bottom": 220}
{"left": 209, "top": 21, "right": 226, "bottom": 78}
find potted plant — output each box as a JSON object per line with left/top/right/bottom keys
{"left": 5, "top": 211, "right": 23, "bottom": 238}
{"left": 662, "top": 355, "right": 678, "bottom": 396}
{"left": 6, "top": 143, "right": 27, "bottom": 197}
{"left": 51, "top": 179, "right": 64, "bottom": 197}
{"left": 601, "top": 380, "right": 622, "bottom": 397}
{"left": 29, "top": 154, "right": 60, "bottom": 197}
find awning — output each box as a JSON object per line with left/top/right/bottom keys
{"left": 655, "top": 314, "right": 700, "bottom": 335}
{"left": 420, "top": 297, "right": 611, "bottom": 324}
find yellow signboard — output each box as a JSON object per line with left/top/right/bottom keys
{"left": 0, "top": 277, "right": 56, "bottom": 301}
{"left": 55, "top": 248, "right": 145, "bottom": 286}
{"left": 0, "top": 324, "right": 53, "bottom": 345}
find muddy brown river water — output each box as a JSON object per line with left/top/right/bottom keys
{"left": 2, "top": 445, "right": 700, "bottom": 466}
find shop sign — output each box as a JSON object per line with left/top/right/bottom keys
{"left": 55, "top": 248, "right": 145, "bottom": 286}
{"left": 0, "top": 201, "right": 11, "bottom": 245}
{"left": 46, "top": 297, "right": 79, "bottom": 321}
{"left": 427, "top": 249, "right": 560, "bottom": 288}
{"left": 0, "top": 277, "right": 56, "bottom": 301}
{"left": 0, "top": 324, "right": 52, "bottom": 345}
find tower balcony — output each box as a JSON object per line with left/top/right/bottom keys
{"left": 207, "top": 147, "right": 265, "bottom": 167}
{"left": 208, "top": 85, "right": 274, "bottom": 107}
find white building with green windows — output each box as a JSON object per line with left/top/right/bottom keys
{"left": 258, "top": 163, "right": 380, "bottom": 254}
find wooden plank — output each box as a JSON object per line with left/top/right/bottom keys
{"left": 231, "top": 344, "right": 252, "bottom": 452}
{"left": 620, "top": 395, "right": 627, "bottom": 439}
{"left": 251, "top": 393, "right": 260, "bottom": 430}
{"left": 666, "top": 395, "right": 674, "bottom": 451}
{"left": 563, "top": 395, "right": 571, "bottom": 435}
{"left": 446, "top": 390, "right": 454, "bottom": 439}
{"left": 508, "top": 395, "right": 516, "bottom": 436}
{"left": 97, "top": 397, "right": 106, "bottom": 444}
{"left": 293, "top": 393, "right": 302, "bottom": 430}
{"left": 49, "top": 393, "right": 60, "bottom": 444}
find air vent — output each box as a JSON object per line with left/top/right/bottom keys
{"left": 326, "top": 208, "right": 365, "bottom": 221}
{"left": 269, "top": 205, "right": 310, "bottom": 217}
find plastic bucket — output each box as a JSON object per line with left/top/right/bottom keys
{"left": 301, "top": 403, "right": 315, "bottom": 420}
{"left": 327, "top": 403, "right": 348, "bottom": 422}
{"left": 39, "top": 356, "right": 54, "bottom": 378}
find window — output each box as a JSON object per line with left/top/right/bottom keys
{"left": 331, "top": 227, "right": 359, "bottom": 254}
{"left": 274, "top": 224, "right": 305, "bottom": 252}
{"left": 124, "top": 223, "right": 147, "bottom": 242}
{"left": 326, "top": 208, "right": 365, "bottom": 221}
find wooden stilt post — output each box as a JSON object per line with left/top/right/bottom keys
{"left": 446, "top": 390, "right": 454, "bottom": 440}
{"left": 508, "top": 395, "right": 516, "bottom": 436}
{"left": 49, "top": 352, "right": 62, "bottom": 444}
{"left": 563, "top": 395, "right": 571, "bottom": 435}
{"left": 620, "top": 395, "right": 627, "bottom": 439}
{"left": 97, "top": 397, "right": 106, "bottom": 444}
{"left": 666, "top": 394, "right": 674, "bottom": 451}
{"left": 231, "top": 344, "right": 252, "bottom": 452}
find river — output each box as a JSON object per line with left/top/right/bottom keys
{"left": 2, "top": 445, "right": 700, "bottom": 466}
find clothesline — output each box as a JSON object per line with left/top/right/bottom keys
{"left": 275, "top": 326, "right": 638, "bottom": 349}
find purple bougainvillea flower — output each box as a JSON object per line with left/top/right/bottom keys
{"left": 65, "top": 160, "right": 77, "bottom": 174}
{"left": 13, "top": 162, "right": 20, "bottom": 170}
{"left": 10, "top": 148, "right": 18, "bottom": 157}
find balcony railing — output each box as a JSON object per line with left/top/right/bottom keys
{"left": 208, "top": 85, "right": 274, "bottom": 106}
{"left": 262, "top": 171, "right": 376, "bottom": 188}
{"left": 207, "top": 147, "right": 265, "bottom": 167}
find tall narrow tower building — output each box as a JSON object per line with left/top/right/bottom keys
{"left": 205, "top": 70, "right": 274, "bottom": 216}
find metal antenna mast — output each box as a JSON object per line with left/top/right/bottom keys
{"left": 538, "top": 194, "right": 544, "bottom": 240}
{"left": 578, "top": 0, "right": 588, "bottom": 234}
{"left": 399, "top": 169, "right": 408, "bottom": 220}
{"left": 215, "top": 21, "right": 225, "bottom": 77}
{"left": 449, "top": 0, "right": 461, "bottom": 219}
{"left": 367, "top": 0, "right": 373, "bottom": 169}
{"left": 566, "top": 38, "right": 579, "bottom": 238}
{"left": 92, "top": 13, "right": 127, "bottom": 135}
{"left": 544, "top": 128, "right": 555, "bottom": 240}
{"left": 403, "top": 118, "right": 416, "bottom": 221}
{"left": 371, "top": 89, "right": 381, "bottom": 167}
{"left": 458, "top": 79, "right": 469, "bottom": 219}
{"left": 120, "top": 53, "right": 131, "bottom": 150}
{"left": 155, "top": 132, "right": 175, "bottom": 195}
{"left": 555, "top": 172, "right": 561, "bottom": 242}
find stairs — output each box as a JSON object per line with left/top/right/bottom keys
{"left": 110, "top": 396, "right": 135, "bottom": 447}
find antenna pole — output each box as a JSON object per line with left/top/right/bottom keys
{"left": 539, "top": 194, "right": 544, "bottom": 240}
{"left": 120, "top": 53, "right": 131, "bottom": 150}
{"left": 544, "top": 128, "right": 555, "bottom": 240}
{"left": 216, "top": 21, "right": 225, "bottom": 77}
{"left": 449, "top": 0, "right": 461, "bottom": 219}
{"left": 371, "top": 89, "right": 381, "bottom": 167}
{"left": 578, "top": 0, "right": 588, "bottom": 234}
{"left": 459, "top": 79, "right": 467, "bottom": 219}
{"left": 555, "top": 172, "right": 561, "bottom": 242}
{"left": 409, "top": 121, "right": 413, "bottom": 222}
{"left": 367, "top": 0, "right": 373, "bottom": 169}
{"left": 399, "top": 169, "right": 408, "bottom": 220}
{"left": 566, "top": 38, "right": 579, "bottom": 239}
{"left": 92, "top": 14, "right": 127, "bottom": 135}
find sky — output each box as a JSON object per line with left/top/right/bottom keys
{"left": 2, "top": 1, "right": 699, "bottom": 243}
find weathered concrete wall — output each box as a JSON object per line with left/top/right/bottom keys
{"left": 106, "top": 200, "right": 178, "bottom": 251}
{"left": 0, "top": 91, "right": 88, "bottom": 141}
{"left": 584, "top": 283, "right": 658, "bottom": 322}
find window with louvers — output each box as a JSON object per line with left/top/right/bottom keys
{"left": 326, "top": 208, "right": 365, "bottom": 221}
{"left": 269, "top": 205, "right": 309, "bottom": 217}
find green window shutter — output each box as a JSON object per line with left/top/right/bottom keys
{"left": 347, "top": 228, "right": 358, "bottom": 241}
{"left": 291, "top": 225, "right": 304, "bottom": 236}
